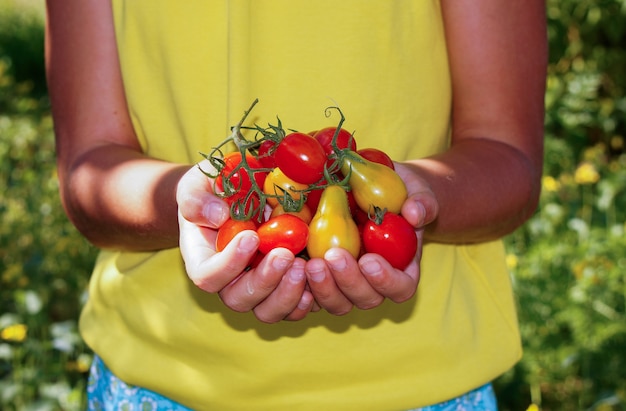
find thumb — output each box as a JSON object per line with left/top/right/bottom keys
{"left": 177, "top": 160, "right": 230, "bottom": 228}
{"left": 394, "top": 162, "right": 439, "bottom": 228}
{"left": 401, "top": 191, "right": 439, "bottom": 228}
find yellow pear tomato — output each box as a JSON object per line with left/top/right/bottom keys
{"left": 307, "top": 185, "right": 361, "bottom": 259}
{"left": 340, "top": 151, "right": 407, "bottom": 214}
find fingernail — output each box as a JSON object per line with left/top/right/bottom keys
{"left": 203, "top": 200, "right": 228, "bottom": 227}
{"left": 306, "top": 264, "right": 326, "bottom": 283}
{"left": 272, "top": 255, "right": 292, "bottom": 271}
{"left": 326, "top": 250, "right": 347, "bottom": 271}
{"left": 289, "top": 266, "right": 305, "bottom": 284}
{"left": 297, "top": 293, "right": 312, "bottom": 310}
{"left": 361, "top": 259, "right": 382, "bottom": 277}
{"left": 238, "top": 234, "right": 259, "bottom": 253}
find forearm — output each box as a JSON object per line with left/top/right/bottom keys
{"left": 59, "top": 144, "right": 191, "bottom": 251}
{"left": 406, "top": 137, "right": 542, "bottom": 244}
{"left": 409, "top": 0, "right": 546, "bottom": 244}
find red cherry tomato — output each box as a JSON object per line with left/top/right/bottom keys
{"left": 257, "top": 214, "right": 309, "bottom": 255}
{"left": 224, "top": 191, "right": 263, "bottom": 221}
{"left": 357, "top": 148, "right": 395, "bottom": 170}
{"left": 274, "top": 132, "right": 326, "bottom": 185}
{"left": 362, "top": 211, "right": 417, "bottom": 270}
{"left": 257, "top": 140, "right": 277, "bottom": 169}
{"left": 216, "top": 219, "right": 258, "bottom": 252}
{"left": 215, "top": 152, "right": 267, "bottom": 195}
{"left": 313, "top": 127, "right": 357, "bottom": 156}
{"left": 305, "top": 187, "right": 323, "bottom": 214}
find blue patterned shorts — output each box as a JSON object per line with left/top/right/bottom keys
{"left": 88, "top": 356, "right": 497, "bottom": 410}
{"left": 87, "top": 356, "right": 192, "bottom": 411}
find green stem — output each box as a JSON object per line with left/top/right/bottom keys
{"left": 231, "top": 98, "right": 260, "bottom": 150}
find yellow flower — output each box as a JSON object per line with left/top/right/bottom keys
{"left": 66, "top": 355, "right": 92, "bottom": 373}
{"left": 574, "top": 162, "right": 600, "bottom": 184}
{"left": 1, "top": 324, "right": 28, "bottom": 342}
{"left": 506, "top": 254, "right": 519, "bottom": 270}
{"left": 572, "top": 261, "right": 585, "bottom": 280}
{"left": 77, "top": 354, "right": 92, "bottom": 373}
{"left": 526, "top": 405, "right": 540, "bottom": 411}
{"left": 610, "top": 135, "right": 623, "bottom": 151}
{"left": 542, "top": 176, "right": 560, "bottom": 192}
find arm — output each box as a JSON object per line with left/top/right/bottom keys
{"left": 305, "top": 0, "right": 548, "bottom": 313}
{"left": 45, "top": 0, "right": 190, "bottom": 251}
{"left": 46, "top": 1, "right": 313, "bottom": 322}
{"left": 404, "top": 0, "right": 548, "bottom": 243}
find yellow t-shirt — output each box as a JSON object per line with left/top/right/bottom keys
{"left": 80, "top": 1, "right": 522, "bottom": 410}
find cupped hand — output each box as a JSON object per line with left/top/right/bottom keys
{"left": 176, "top": 161, "right": 314, "bottom": 322}
{"left": 304, "top": 161, "right": 437, "bottom": 315}
{"left": 305, "top": 248, "right": 420, "bottom": 315}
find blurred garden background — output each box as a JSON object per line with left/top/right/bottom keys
{"left": 1, "top": 0, "right": 625, "bottom": 410}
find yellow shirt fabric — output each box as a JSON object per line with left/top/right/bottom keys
{"left": 80, "top": 1, "right": 522, "bottom": 410}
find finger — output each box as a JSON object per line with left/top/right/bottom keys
{"left": 311, "top": 300, "right": 322, "bottom": 312}
{"left": 303, "top": 284, "right": 322, "bottom": 312}
{"left": 183, "top": 228, "right": 260, "bottom": 293}
{"left": 177, "top": 160, "right": 230, "bottom": 228}
{"left": 359, "top": 253, "right": 420, "bottom": 303}
{"left": 324, "top": 248, "right": 384, "bottom": 310}
{"left": 252, "top": 258, "right": 310, "bottom": 323}
{"left": 305, "top": 257, "right": 353, "bottom": 315}
{"left": 401, "top": 193, "right": 438, "bottom": 228}
{"left": 220, "top": 248, "right": 295, "bottom": 313}
{"left": 284, "top": 290, "right": 316, "bottom": 321}
{"left": 394, "top": 163, "right": 439, "bottom": 227}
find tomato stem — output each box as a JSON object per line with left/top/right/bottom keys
{"left": 231, "top": 98, "right": 260, "bottom": 150}
{"left": 368, "top": 206, "right": 387, "bottom": 225}
{"left": 323, "top": 106, "right": 346, "bottom": 154}
{"left": 201, "top": 100, "right": 359, "bottom": 222}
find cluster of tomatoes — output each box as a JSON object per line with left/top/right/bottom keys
{"left": 204, "top": 103, "right": 418, "bottom": 270}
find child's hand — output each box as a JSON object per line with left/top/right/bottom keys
{"left": 177, "top": 161, "right": 314, "bottom": 322}
{"left": 304, "top": 248, "right": 420, "bottom": 315}
{"left": 304, "top": 162, "right": 437, "bottom": 315}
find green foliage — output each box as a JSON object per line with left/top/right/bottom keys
{"left": 544, "top": 0, "right": 626, "bottom": 158}
{"left": 0, "top": 4, "right": 97, "bottom": 410}
{"left": 497, "top": 143, "right": 626, "bottom": 411}
{"left": 0, "top": 0, "right": 46, "bottom": 98}
{"left": 1, "top": 0, "right": 626, "bottom": 410}
{"left": 494, "top": 1, "right": 626, "bottom": 409}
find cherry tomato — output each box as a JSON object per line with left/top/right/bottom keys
{"left": 257, "top": 214, "right": 309, "bottom": 255}
{"left": 357, "top": 148, "right": 395, "bottom": 170}
{"left": 313, "top": 127, "right": 357, "bottom": 156}
{"left": 274, "top": 132, "right": 326, "bottom": 184}
{"left": 270, "top": 203, "right": 313, "bottom": 224}
{"left": 353, "top": 207, "right": 370, "bottom": 228}
{"left": 346, "top": 190, "right": 359, "bottom": 216}
{"left": 263, "top": 167, "right": 308, "bottom": 208}
{"left": 340, "top": 151, "right": 407, "bottom": 214}
{"left": 216, "top": 219, "right": 258, "bottom": 252}
{"left": 215, "top": 152, "right": 267, "bottom": 195}
{"left": 362, "top": 211, "right": 417, "bottom": 270}
{"left": 224, "top": 190, "right": 263, "bottom": 221}
{"left": 303, "top": 175, "right": 331, "bottom": 214}
{"left": 305, "top": 186, "right": 324, "bottom": 214}
{"left": 307, "top": 185, "right": 361, "bottom": 259}
{"left": 257, "top": 140, "right": 277, "bottom": 169}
